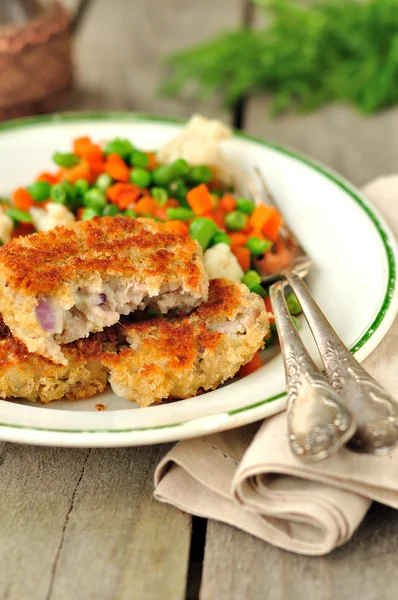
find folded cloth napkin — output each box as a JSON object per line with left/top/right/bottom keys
{"left": 154, "top": 175, "right": 398, "bottom": 556}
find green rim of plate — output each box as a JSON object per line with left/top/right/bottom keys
{"left": 0, "top": 111, "right": 396, "bottom": 436}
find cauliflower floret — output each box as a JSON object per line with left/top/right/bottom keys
{"left": 203, "top": 243, "right": 244, "bottom": 282}
{"left": 0, "top": 209, "right": 13, "bottom": 244}
{"left": 30, "top": 202, "right": 75, "bottom": 232}
{"left": 158, "top": 114, "right": 234, "bottom": 183}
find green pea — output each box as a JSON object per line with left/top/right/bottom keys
{"left": 5, "top": 208, "right": 33, "bottom": 224}
{"left": 225, "top": 210, "right": 248, "bottom": 231}
{"left": 27, "top": 181, "right": 51, "bottom": 202}
{"left": 83, "top": 188, "right": 107, "bottom": 211}
{"left": 188, "top": 165, "right": 212, "bottom": 184}
{"left": 249, "top": 284, "right": 267, "bottom": 298}
{"left": 81, "top": 207, "right": 101, "bottom": 221}
{"left": 291, "top": 315, "right": 301, "bottom": 331}
{"left": 59, "top": 181, "right": 78, "bottom": 208}
{"left": 211, "top": 189, "right": 225, "bottom": 198}
{"left": 96, "top": 173, "right": 113, "bottom": 191}
{"left": 245, "top": 236, "right": 273, "bottom": 256}
{"left": 286, "top": 292, "right": 302, "bottom": 316}
{"left": 189, "top": 217, "right": 218, "bottom": 250}
{"left": 52, "top": 152, "right": 80, "bottom": 168}
{"left": 102, "top": 204, "right": 119, "bottom": 216}
{"left": 130, "top": 168, "right": 152, "bottom": 188}
{"left": 169, "top": 179, "right": 189, "bottom": 205}
{"left": 130, "top": 150, "right": 149, "bottom": 168}
{"left": 152, "top": 187, "right": 168, "bottom": 206}
{"left": 236, "top": 197, "right": 255, "bottom": 215}
{"left": 104, "top": 138, "right": 134, "bottom": 160}
{"left": 152, "top": 165, "right": 177, "bottom": 187}
{"left": 210, "top": 231, "right": 231, "bottom": 246}
{"left": 263, "top": 328, "right": 275, "bottom": 348}
{"left": 74, "top": 178, "right": 90, "bottom": 197}
{"left": 241, "top": 270, "right": 261, "bottom": 289}
{"left": 166, "top": 207, "right": 195, "bottom": 221}
{"left": 172, "top": 158, "right": 190, "bottom": 177}
{"left": 50, "top": 183, "right": 67, "bottom": 205}
{"left": 121, "top": 209, "right": 137, "bottom": 218}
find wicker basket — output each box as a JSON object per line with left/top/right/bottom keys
{"left": 0, "top": 1, "right": 74, "bottom": 120}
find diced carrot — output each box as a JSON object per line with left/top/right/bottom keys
{"left": 55, "top": 167, "right": 69, "bottom": 181}
{"left": 210, "top": 208, "right": 225, "bottom": 229}
{"left": 76, "top": 207, "right": 85, "bottom": 220}
{"left": 35, "top": 172, "right": 58, "bottom": 184}
{"left": 219, "top": 193, "right": 236, "bottom": 212}
{"left": 163, "top": 220, "right": 189, "bottom": 235}
{"left": 186, "top": 184, "right": 214, "bottom": 215}
{"left": 88, "top": 158, "right": 106, "bottom": 177}
{"left": 81, "top": 144, "right": 104, "bottom": 167}
{"left": 262, "top": 207, "right": 283, "bottom": 241}
{"left": 249, "top": 204, "right": 273, "bottom": 230}
{"left": 64, "top": 163, "right": 93, "bottom": 183}
{"left": 250, "top": 228, "right": 265, "bottom": 240}
{"left": 11, "top": 223, "right": 35, "bottom": 238}
{"left": 155, "top": 207, "right": 168, "bottom": 220}
{"left": 134, "top": 196, "right": 157, "bottom": 215}
{"left": 264, "top": 296, "right": 274, "bottom": 323}
{"left": 145, "top": 152, "right": 157, "bottom": 171}
{"left": 73, "top": 136, "right": 93, "bottom": 157}
{"left": 107, "top": 183, "right": 142, "bottom": 205}
{"left": 165, "top": 198, "right": 180, "bottom": 208}
{"left": 228, "top": 232, "right": 248, "bottom": 247}
{"left": 12, "top": 187, "right": 35, "bottom": 211}
{"left": 232, "top": 246, "right": 251, "bottom": 271}
{"left": 104, "top": 153, "right": 130, "bottom": 182}
{"left": 238, "top": 352, "right": 263, "bottom": 377}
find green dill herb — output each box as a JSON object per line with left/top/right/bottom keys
{"left": 162, "top": 0, "right": 398, "bottom": 115}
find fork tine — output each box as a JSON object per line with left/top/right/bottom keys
{"left": 248, "top": 168, "right": 312, "bottom": 282}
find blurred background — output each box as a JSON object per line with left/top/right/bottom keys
{"left": 1, "top": 0, "right": 398, "bottom": 186}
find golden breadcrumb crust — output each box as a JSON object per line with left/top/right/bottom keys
{"left": 103, "top": 279, "right": 269, "bottom": 407}
{"left": 0, "top": 216, "right": 208, "bottom": 364}
{"left": 0, "top": 216, "right": 205, "bottom": 295}
{"left": 0, "top": 317, "right": 118, "bottom": 403}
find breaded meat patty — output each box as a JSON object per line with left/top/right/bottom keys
{"left": 0, "top": 317, "right": 118, "bottom": 403}
{"left": 103, "top": 279, "right": 269, "bottom": 407}
{"left": 0, "top": 216, "right": 208, "bottom": 364}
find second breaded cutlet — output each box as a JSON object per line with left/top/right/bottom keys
{"left": 102, "top": 279, "right": 269, "bottom": 407}
{"left": 0, "top": 316, "right": 118, "bottom": 403}
{"left": 0, "top": 216, "right": 208, "bottom": 365}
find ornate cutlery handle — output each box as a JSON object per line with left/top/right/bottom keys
{"left": 286, "top": 271, "right": 398, "bottom": 454}
{"left": 270, "top": 281, "right": 355, "bottom": 461}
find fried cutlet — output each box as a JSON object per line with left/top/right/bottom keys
{"left": 102, "top": 279, "right": 269, "bottom": 407}
{"left": 0, "top": 316, "right": 118, "bottom": 403}
{"left": 0, "top": 216, "right": 208, "bottom": 365}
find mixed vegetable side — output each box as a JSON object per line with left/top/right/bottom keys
{"left": 0, "top": 135, "right": 302, "bottom": 375}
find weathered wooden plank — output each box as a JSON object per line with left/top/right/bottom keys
{"left": 64, "top": 0, "right": 242, "bottom": 122}
{"left": 49, "top": 445, "right": 191, "bottom": 600}
{"left": 245, "top": 99, "right": 398, "bottom": 186}
{"left": 200, "top": 503, "right": 398, "bottom": 600}
{"left": 0, "top": 443, "right": 191, "bottom": 600}
{"left": 0, "top": 442, "right": 89, "bottom": 600}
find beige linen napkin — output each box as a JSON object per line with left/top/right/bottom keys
{"left": 154, "top": 176, "right": 398, "bottom": 556}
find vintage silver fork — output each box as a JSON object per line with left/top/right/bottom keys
{"left": 250, "top": 169, "right": 398, "bottom": 459}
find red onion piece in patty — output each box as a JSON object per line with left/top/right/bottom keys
{"left": 98, "top": 293, "right": 107, "bottom": 306}
{"left": 35, "top": 299, "right": 57, "bottom": 332}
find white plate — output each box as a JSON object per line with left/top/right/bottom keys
{"left": 0, "top": 113, "right": 397, "bottom": 447}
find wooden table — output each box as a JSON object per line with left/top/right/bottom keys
{"left": 2, "top": 2, "right": 398, "bottom": 598}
